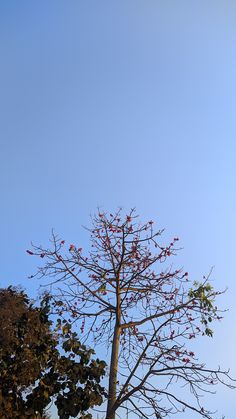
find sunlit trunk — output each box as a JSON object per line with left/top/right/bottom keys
{"left": 105, "top": 322, "right": 120, "bottom": 419}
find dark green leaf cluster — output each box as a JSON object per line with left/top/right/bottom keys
{"left": 0, "top": 287, "right": 106, "bottom": 418}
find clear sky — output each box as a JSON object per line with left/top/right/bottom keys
{"left": 0, "top": 1, "right": 236, "bottom": 418}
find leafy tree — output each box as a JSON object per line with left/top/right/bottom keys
{"left": 28, "top": 209, "right": 235, "bottom": 419}
{"left": 0, "top": 287, "right": 106, "bottom": 419}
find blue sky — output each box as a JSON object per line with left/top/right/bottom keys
{"left": 0, "top": 1, "right": 236, "bottom": 418}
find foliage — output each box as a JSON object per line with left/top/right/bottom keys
{"left": 28, "top": 209, "right": 235, "bottom": 419}
{"left": 0, "top": 287, "right": 106, "bottom": 419}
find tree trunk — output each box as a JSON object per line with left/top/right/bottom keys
{"left": 106, "top": 322, "right": 120, "bottom": 419}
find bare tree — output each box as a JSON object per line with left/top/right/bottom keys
{"left": 28, "top": 209, "right": 235, "bottom": 419}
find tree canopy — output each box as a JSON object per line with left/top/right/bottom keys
{"left": 0, "top": 287, "right": 106, "bottom": 419}
{"left": 28, "top": 209, "right": 235, "bottom": 419}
